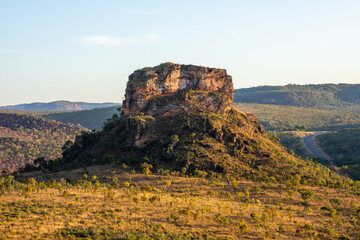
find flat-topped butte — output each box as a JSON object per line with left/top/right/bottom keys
{"left": 122, "top": 63, "right": 233, "bottom": 116}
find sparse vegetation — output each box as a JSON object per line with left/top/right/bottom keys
{"left": 0, "top": 165, "right": 360, "bottom": 239}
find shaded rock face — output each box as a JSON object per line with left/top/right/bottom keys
{"left": 122, "top": 63, "right": 234, "bottom": 116}
{"left": 124, "top": 116, "right": 157, "bottom": 148}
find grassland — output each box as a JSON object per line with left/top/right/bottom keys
{"left": 1, "top": 165, "right": 360, "bottom": 239}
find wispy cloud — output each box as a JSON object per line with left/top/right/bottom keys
{"left": 0, "top": 48, "right": 33, "bottom": 55}
{"left": 122, "top": 8, "right": 182, "bottom": 16}
{"left": 75, "top": 34, "right": 163, "bottom": 46}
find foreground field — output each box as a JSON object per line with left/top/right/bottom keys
{"left": 1, "top": 165, "right": 360, "bottom": 239}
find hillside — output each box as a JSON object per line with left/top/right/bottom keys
{"left": 42, "top": 106, "right": 120, "bottom": 130}
{"left": 233, "top": 103, "right": 360, "bottom": 131}
{"left": 0, "top": 101, "right": 120, "bottom": 111}
{"left": 234, "top": 84, "right": 360, "bottom": 110}
{"left": 0, "top": 112, "right": 85, "bottom": 173}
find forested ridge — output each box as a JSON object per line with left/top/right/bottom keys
{"left": 0, "top": 112, "right": 85, "bottom": 173}
{"left": 233, "top": 103, "right": 360, "bottom": 131}
{"left": 234, "top": 83, "right": 360, "bottom": 109}
{"left": 42, "top": 106, "right": 119, "bottom": 130}
{"left": 0, "top": 100, "right": 119, "bottom": 111}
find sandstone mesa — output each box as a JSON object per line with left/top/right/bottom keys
{"left": 122, "top": 63, "right": 234, "bottom": 117}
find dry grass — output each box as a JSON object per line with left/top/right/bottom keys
{"left": 1, "top": 165, "right": 360, "bottom": 239}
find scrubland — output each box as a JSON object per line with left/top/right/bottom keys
{"left": 1, "top": 165, "right": 360, "bottom": 239}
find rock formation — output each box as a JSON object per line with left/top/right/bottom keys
{"left": 60, "top": 62, "right": 279, "bottom": 177}
{"left": 122, "top": 63, "right": 234, "bottom": 116}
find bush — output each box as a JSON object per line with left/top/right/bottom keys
{"left": 141, "top": 162, "right": 153, "bottom": 176}
{"left": 298, "top": 189, "right": 315, "bottom": 202}
{"left": 330, "top": 197, "right": 343, "bottom": 208}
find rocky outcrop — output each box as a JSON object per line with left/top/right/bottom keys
{"left": 57, "top": 62, "right": 276, "bottom": 177}
{"left": 122, "top": 63, "right": 234, "bottom": 116}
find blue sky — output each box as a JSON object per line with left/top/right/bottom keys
{"left": 1, "top": 0, "right": 359, "bottom": 106}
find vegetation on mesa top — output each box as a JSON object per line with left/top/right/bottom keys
{"left": 0, "top": 112, "right": 85, "bottom": 173}
{"left": 138, "top": 62, "right": 176, "bottom": 71}
{"left": 234, "top": 84, "right": 360, "bottom": 110}
{"left": 0, "top": 100, "right": 120, "bottom": 111}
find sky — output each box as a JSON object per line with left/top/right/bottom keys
{"left": 0, "top": 0, "right": 359, "bottom": 106}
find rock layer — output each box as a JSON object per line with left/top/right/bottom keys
{"left": 122, "top": 63, "right": 234, "bottom": 116}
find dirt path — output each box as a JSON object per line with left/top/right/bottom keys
{"left": 302, "top": 132, "right": 347, "bottom": 176}
{"left": 304, "top": 133, "right": 328, "bottom": 159}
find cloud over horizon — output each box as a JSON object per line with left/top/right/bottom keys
{"left": 0, "top": 48, "right": 33, "bottom": 55}
{"left": 121, "top": 8, "right": 182, "bottom": 16}
{"left": 75, "top": 34, "right": 163, "bottom": 46}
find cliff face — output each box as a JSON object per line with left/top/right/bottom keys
{"left": 122, "top": 63, "right": 234, "bottom": 116}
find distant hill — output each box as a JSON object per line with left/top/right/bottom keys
{"left": 42, "top": 106, "right": 120, "bottom": 130}
{"left": 0, "top": 101, "right": 120, "bottom": 111}
{"left": 234, "top": 83, "right": 360, "bottom": 109}
{"left": 234, "top": 102, "right": 360, "bottom": 131}
{"left": 0, "top": 112, "right": 85, "bottom": 173}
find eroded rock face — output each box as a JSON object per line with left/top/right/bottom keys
{"left": 122, "top": 63, "right": 234, "bottom": 116}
